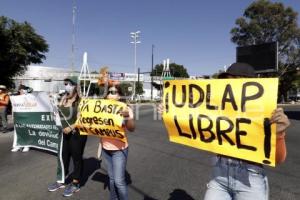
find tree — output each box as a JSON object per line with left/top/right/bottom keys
{"left": 135, "top": 81, "right": 144, "bottom": 95}
{"left": 230, "top": 0, "right": 300, "bottom": 100}
{"left": 0, "top": 16, "right": 49, "bottom": 87}
{"left": 119, "top": 82, "right": 133, "bottom": 98}
{"left": 150, "top": 62, "right": 189, "bottom": 90}
{"left": 150, "top": 62, "right": 189, "bottom": 77}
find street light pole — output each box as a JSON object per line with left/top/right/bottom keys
{"left": 130, "top": 31, "right": 141, "bottom": 100}
{"left": 71, "top": 0, "right": 76, "bottom": 76}
{"left": 151, "top": 44, "right": 154, "bottom": 100}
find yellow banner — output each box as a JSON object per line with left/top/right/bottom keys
{"left": 163, "top": 78, "right": 278, "bottom": 166}
{"left": 76, "top": 98, "right": 126, "bottom": 142}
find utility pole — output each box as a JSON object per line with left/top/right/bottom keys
{"left": 71, "top": 0, "right": 76, "bottom": 75}
{"left": 151, "top": 45, "right": 154, "bottom": 100}
{"left": 137, "top": 67, "right": 140, "bottom": 98}
{"left": 130, "top": 31, "right": 141, "bottom": 100}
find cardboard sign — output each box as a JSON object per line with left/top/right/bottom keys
{"left": 76, "top": 98, "right": 127, "bottom": 142}
{"left": 162, "top": 78, "right": 278, "bottom": 166}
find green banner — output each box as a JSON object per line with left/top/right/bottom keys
{"left": 11, "top": 92, "right": 65, "bottom": 183}
{"left": 14, "top": 112, "right": 60, "bottom": 151}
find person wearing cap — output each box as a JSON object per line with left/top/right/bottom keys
{"left": 203, "top": 63, "right": 290, "bottom": 200}
{"left": 0, "top": 85, "right": 10, "bottom": 133}
{"left": 48, "top": 77, "right": 87, "bottom": 197}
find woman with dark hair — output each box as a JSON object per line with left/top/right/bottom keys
{"left": 101, "top": 84, "right": 135, "bottom": 200}
{"left": 48, "top": 77, "right": 87, "bottom": 197}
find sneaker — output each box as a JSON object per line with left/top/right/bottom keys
{"left": 22, "top": 147, "right": 30, "bottom": 152}
{"left": 2, "top": 128, "right": 8, "bottom": 133}
{"left": 63, "top": 183, "right": 80, "bottom": 197}
{"left": 48, "top": 182, "right": 65, "bottom": 192}
{"left": 11, "top": 147, "right": 21, "bottom": 152}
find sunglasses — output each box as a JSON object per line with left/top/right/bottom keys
{"left": 108, "top": 90, "right": 118, "bottom": 95}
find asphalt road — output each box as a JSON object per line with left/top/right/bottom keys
{"left": 0, "top": 104, "right": 299, "bottom": 200}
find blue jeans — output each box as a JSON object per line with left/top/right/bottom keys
{"left": 103, "top": 148, "right": 128, "bottom": 200}
{"left": 204, "top": 156, "right": 269, "bottom": 200}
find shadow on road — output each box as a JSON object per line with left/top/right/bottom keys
{"left": 91, "top": 170, "right": 132, "bottom": 189}
{"left": 92, "top": 169, "right": 158, "bottom": 200}
{"left": 80, "top": 157, "right": 101, "bottom": 187}
{"left": 144, "top": 196, "right": 159, "bottom": 200}
{"left": 92, "top": 171, "right": 109, "bottom": 189}
{"left": 168, "top": 189, "right": 195, "bottom": 200}
{"left": 284, "top": 111, "right": 300, "bottom": 120}
{"left": 30, "top": 147, "right": 57, "bottom": 156}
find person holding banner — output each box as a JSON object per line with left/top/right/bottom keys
{"left": 202, "top": 63, "right": 290, "bottom": 200}
{"left": 102, "top": 84, "right": 135, "bottom": 200}
{"left": 158, "top": 62, "right": 290, "bottom": 200}
{"left": 48, "top": 77, "right": 87, "bottom": 197}
{"left": 11, "top": 84, "right": 32, "bottom": 152}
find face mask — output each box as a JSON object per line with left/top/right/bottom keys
{"left": 21, "top": 89, "right": 28, "bottom": 94}
{"left": 65, "top": 84, "right": 75, "bottom": 93}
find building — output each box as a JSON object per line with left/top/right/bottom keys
{"left": 14, "top": 65, "right": 161, "bottom": 99}
{"left": 14, "top": 66, "right": 75, "bottom": 94}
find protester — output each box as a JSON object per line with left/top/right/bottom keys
{"left": 102, "top": 84, "right": 135, "bottom": 200}
{"left": 98, "top": 66, "right": 119, "bottom": 86}
{"left": 96, "top": 66, "right": 120, "bottom": 162}
{"left": 11, "top": 84, "right": 33, "bottom": 152}
{"left": 48, "top": 77, "right": 87, "bottom": 197}
{"left": 158, "top": 62, "right": 290, "bottom": 200}
{"left": 0, "top": 85, "right": 10, "bottom": 133}
{"left": 202, "top": 63, "right": 290, "bottom": 200}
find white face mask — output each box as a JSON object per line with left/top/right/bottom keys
{"left": 21, "top": 89, "right": 28, "bottom": 94}
{"left": 65, "top": 84, "right": 75, "bottom": 93}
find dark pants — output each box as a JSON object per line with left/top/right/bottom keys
{"left": 0, "top": 107, "right": 7, "bottom": 129}
{"left": 62, "top": 131, "right": 87, "bottom": 182}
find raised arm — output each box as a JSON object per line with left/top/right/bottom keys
{"left": 270, "top": 108, "right": 290, "bottom": 164}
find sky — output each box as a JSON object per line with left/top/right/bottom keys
{"left": 1, "top": 0, "right": 300, "bottom": 76}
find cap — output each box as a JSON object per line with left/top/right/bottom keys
{"left": 218, "top": 62, "right": 256, "bottom": 78}
{"left": 18, "top": 84, "right": 27, "bottom": 90}
{"left": 0, "top": 85, "right": 7, "bottom": 90}
{"left": 64, "top": 76, "right": 78, "bottom": 85}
